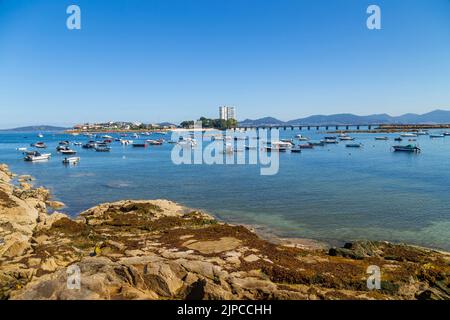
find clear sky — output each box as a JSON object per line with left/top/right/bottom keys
{"left": 0, "top": 0, "right": 449, "bottom": 128}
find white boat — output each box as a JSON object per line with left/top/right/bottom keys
{"left": 146, "top": 139, "right": 163, "bottom": 145}
{"left": 400, "top": 133, "right": 418, "bottom": 137}
{"left": 24, "top": 152, "right": 51, "bottom": 161}
{"left": 37, "top": 133, "right": 44, "bottom": 138}
{"left": 60, "top": 148, "right": 77, "bottom": 155}
{"left": 430, "top": 134, "right": 445, "bottom": 138}
{"left": 416, "top": 131, "right": 429, "bottom": 135}
{"left": 339, "top": 136, "right": 355, "bottom": 141}
{"left": 296, "top": 134, "right": 309, "bottom": 141}
{"left": 17, "top": 147, "right": 27, "bottom": 151}
{"left": 120, "top": 139, "right": 133, "bottom": 145}
{"left": 73, "top": 142, "right": 83, "bottom": 146}
{"left": 62, "top": 157, "right": 80, "bottom": 164}
{"left": 102, "top": 135, "right": 113, "bottom": 139}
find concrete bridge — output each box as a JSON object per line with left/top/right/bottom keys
{"left": 233, "top": 124, "right": 378, "bottom": 131}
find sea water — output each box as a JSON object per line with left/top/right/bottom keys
{"left": 1, "top": 129, "right": 449, "bottom": 251}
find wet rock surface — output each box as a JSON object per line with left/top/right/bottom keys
{"left": 0, "top": 164, "right": 449, "bottom": 300}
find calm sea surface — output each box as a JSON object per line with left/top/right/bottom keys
{"left": 1, "top": 129, "right": 449, "bottom": 251}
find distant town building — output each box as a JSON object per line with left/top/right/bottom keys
{"left": 219, "top": 106, "right": 236, "bottom": 121}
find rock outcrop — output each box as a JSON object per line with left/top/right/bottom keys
{"left": 0, "top": 164, "right": 449, "bottom": 300}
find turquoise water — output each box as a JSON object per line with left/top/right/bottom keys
{"left": 1, "top": 130, "right": 449, "bottom": 251}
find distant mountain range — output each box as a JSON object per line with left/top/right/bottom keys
{"left": 239, "top": 110, "right": 450, "bottom": 126}
{"left": 0, "top": 125, "right": 69, "bottom": 132}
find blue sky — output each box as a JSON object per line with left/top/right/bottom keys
{"left": 0, "top": 0, "right": 449, "bottom": 128}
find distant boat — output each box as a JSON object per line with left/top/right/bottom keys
{"left": 24, "top": 152, "right": 51, "bottom": 161}
{"left": 146, "top": 139, "right": 164, "bottom": 145}
{"left": 295, "top": 134, "right": 309, "bottom": 141}
{"left": 102, "top": 135, "right": 113, "bottom": 139}
{"left": 58, "top": 141, "right": 70, "bottom": 145}
{"left": 322, "top": 137, "right": 338, "bottom": 144}
{"left": 298, "top": 144, "right": 314, "bottom": 149}
{"left": 339, "top": 136, "right": 355, "bottom": 141}
{"left": 132, "top": 143, "right": 147, "bottom": 148}
{"left": 430, "top": 134, "right": 445, "bottom": 138}
{"left": 400, "top": 133, "right": 417, "bottom": 137}
{"left": 392, "top": 145, "right": 421, "bottom": 153}
{"left": 291, "top": 148, "right": 302, "bottom": 153}
{"left": 120, "top": 139, "right": 133, "bottom": 145}
{"left": 394, "top": 137, "right": 403, "bottom": 142}
{"left": 416, "top": 131, "right": 429, "bottom": 135}
{"left": 59, "top": 147, "right": 77, "bottom": 155}
{"left": 375, "top": 137, "right": 389, "bottom": 141}
{"left": 82, "top": 142, "right": 96, "bottom": 149}
{"left": 37, "top": 133, "right": 44, "bottom": 138}
{"left": 16, "top": 147, "right": 27, "bottom": 151}
{"left": 73, "top": 142, "right": 83, "bottom": 146}
{"left": 346, "top": 143, "right": 363, "bottom": 148}
{"left": 62, "top": 157, "right": 80, "bottom": 164}
{"left": 442, "top": 132, "right": 450, "bottom": 136}
{"left": 95, "top": 146, "right": 111, "bottom": 152}
{"left": 244, "top": 145, "right": 257, "bottom": 150}
{"left": 32, "top": 142, "right": 47, "bottom": 148}
{"left": 308, "top": 141, "right": 325, "bottom": 147}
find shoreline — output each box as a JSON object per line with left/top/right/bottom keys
{"left": 1, "top": 163, "right": 449, "bottom": 300}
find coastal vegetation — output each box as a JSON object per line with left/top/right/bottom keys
{"left": 180, "top": 117, "right": 238, "bottom": 130}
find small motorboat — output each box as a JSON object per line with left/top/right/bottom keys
{"left": 59, "top": 147, "right": 77, "bottom": 155}
{"left": 62, "top": 157, "right": 80, "bottom": 164}
{"left": 32, "top": 142, "right": 47, "bottom": 148}
{"left": 346, "top": 143, "right": 363, "bottom": 148}
{"left": 308, "top": 141, "right": 325, "bottom": 147}
{"left": 82, "top": 142, "right": 96, "bottom": 149}
{"left": 339, "top": 136, "right": 355, "bottom": 141}
{"left": 322, "top": 137, "right": 338, "bottom": 144}
{"left": 416, "top": 131, "right": 429, "bottom": 135}
{"left": 290, "top": 148, "right": 302, "bottom": 153}
{"left": 24, "top": 152, "right": 51, "bottom": 161}
{"left": 37, "top": 133, "right": 44, "bottom": 138}
{"left": 17, "top": 147, "right": 28, "bottom": 151}
{"left": 298, "top": 144, "right": 314, "bottom": 149}
{"left": 375, "top": 137, "right": 389, "bottom": 140}
{"left": 394, "top": 137, "right": 403, "bottom": 142}
{"left": 400, "top": 133, "right": 418, "bottom": 137}
{"left": 295, "top": 134, "right": 309, "bottom": 141}
{"left": 58, "top": 141, "right": 70, "bottom": 145}
{"left": 102, "top": 135, "right": 113, "bottom": 139}
{"left": 132, "top": 143, "right": 147, "bottom": 148}
{"left": 95, "top": 146, "right": 111, "bottom": 152}
{"left": 73, "top": 142, "right": 83, "bottom": 146}
{"left": 120, "top": 139, "right": 133, "bottom": 145}
{"left": 430, "top": 134, "right": 445, "bottom": 138}
{"left": 103, "top": 139, "right": 113, "bottom": 143}
{"left": 392, "top": 145, "right": 421, "bottom": 153}
{"left": 146, "top": 139, "right": 163, "bottom": 145}
{"left": 443, "top": 132, "right": 450, "bottom": 136}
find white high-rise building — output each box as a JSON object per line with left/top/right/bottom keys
{"left": 219, "top": 106, "right": 236, "bottom": 121}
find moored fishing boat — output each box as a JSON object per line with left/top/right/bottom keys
{"left": 62, "top": 157, "right": 80, "bottom": 164}
{"left": 346, "top": 143, "right": 363, "bottom": 148}
{"left": 31, "top": 142, "right": 47, "bottom": 148}
{"left": 400, "top": 133, "right": 418, "bottom": 137}
{"left": 392, "top": 145, "right": 421, "bottom": 153}
{"left": 322, "top": 136, "right": 338, "bottom": 144}
{"left": 339, "top": 136, "right": 355, "bottom": 141}
{"left": 291, "top": 148, "right": 302, "bottom": 153}
{"left": 394, "top": 137, "right": 403, "bottom": 141}
{"left": 375, "top": 137, "right": 389, "bottom": 140}
{"left": 298, "top": 144, "right": 314, "bottom": 149}
{"left": 430, "top": 134, "right": 445, "bottom": 138}
{"left": 146, "top": 139, "right": 164, "bottom": 145}
{"left": 95, "top": 145, "right": 111, "bottom": 152}
{"left": 24, "top": 152, "right": 51, "bottom": 161}
{"left": 308, "top": 141, "right": 325, "bottom": 147}
{"left": 59, "top": 147, "right": 77, "bottom": 155}
{"left": 132, "top": 143, "right": 147, "bottom": 148}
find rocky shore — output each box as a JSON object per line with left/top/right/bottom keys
{"left": 0, "top": 164, "right": 449, "bottom": 300}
